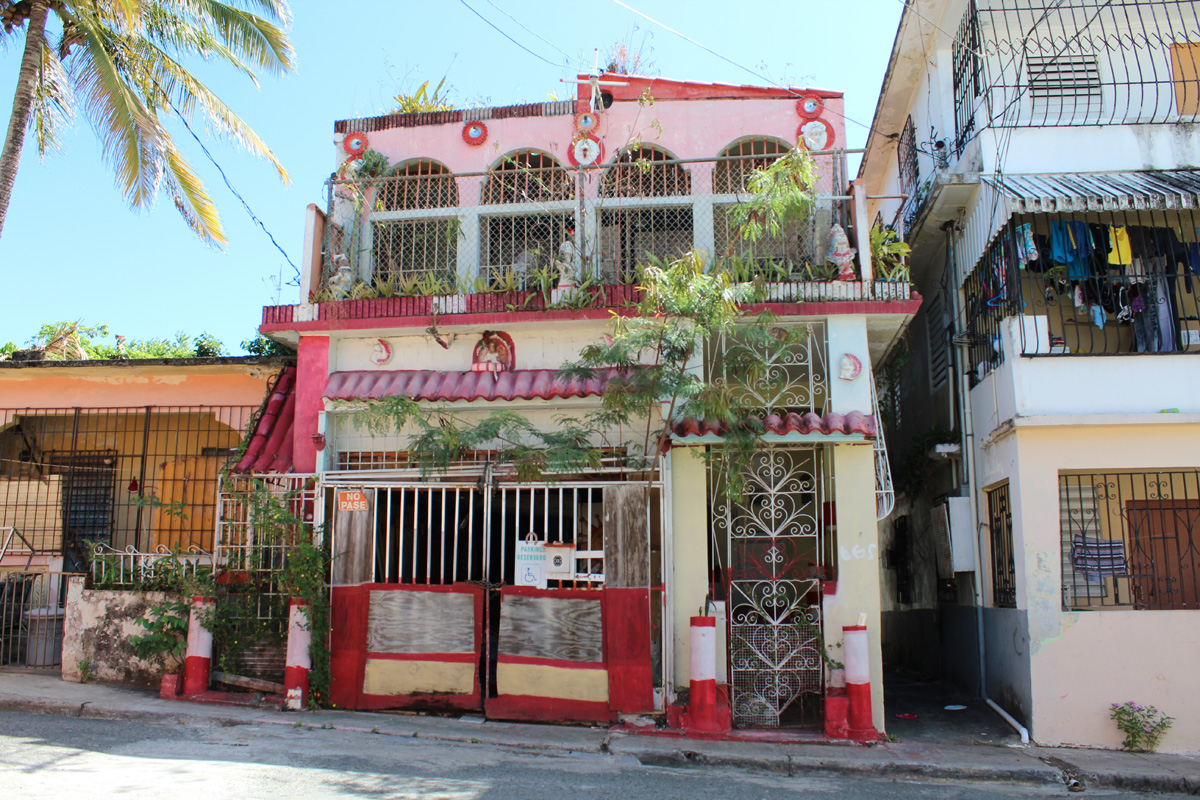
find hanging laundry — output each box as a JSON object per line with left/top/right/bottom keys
{"left": 1050, "top": 220, "right": 1092, "bottom": 278}
{"left": 1089, "top": 302, "right": 1107, "bottom": 329}
{"left": 1073, "top": 285, "right": 1084, "bottom": 308}
{"left": 1108, "top": 226, "right": 1132, "bottom": 265}
{"left": 1016, "top": 223, "right": 1038, "bottom": 266}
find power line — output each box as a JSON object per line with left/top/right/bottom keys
{"left": 481, "top": 0, "right": 587, "bottom": 69}
{"left": 458, "top": 0, "right": 569, "bottom": 69}
{"left": 610, "top": 0, "right": 927, "bottom": 151}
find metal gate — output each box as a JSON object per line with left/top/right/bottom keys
{"left": 714, "top": 446, "right": 826, "bottom": 728}
{"left": 326, "top": 474, "right": 655, "bottom": 721}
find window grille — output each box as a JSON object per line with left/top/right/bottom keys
{"left": 371, "top": 217, "right": 459, "bottom": 288}
{"left": 1059, "top": 471, "right": 1200, "bottom": 610}
{"left": 1171, "top": 42, "right": 1200, "bottom": 116}
{"left": 599, "top": 206, "right": 693, "bottom": 284}
{"left": 713, "top": 138, "right": 791, "bottom": 194}
{"left": 479, "top": 212, "right": 575, "bottom": 287}
{"left": 897, "top": 115, "right": 919, "bottom": 195}
{"left": 481, "top": 150, "right": 574, "bottom": 205}
{"left": 376, "top": 160, "right": 458, "bottom": 211}
{"left": 600, "top": 146, "right": 691, "bottom": 198}
{"left": 987, "top": 482, "right": 1017, "bottom": 608}
{"left": 952, "top": 0, "right": 983, "bottom": 157}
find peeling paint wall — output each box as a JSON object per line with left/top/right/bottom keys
{"left": 61, "top": 577, "right": 182, "bottom": 687}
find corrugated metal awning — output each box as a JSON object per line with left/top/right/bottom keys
{"left": 981, "top": 170, "right": 1200, "bottom": 213}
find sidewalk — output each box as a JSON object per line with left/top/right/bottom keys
{"left": 2, "top": 671, "right": 1198, "bottom": 794}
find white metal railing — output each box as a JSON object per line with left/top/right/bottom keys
{"left": 89, "top": 543, "right": 214, "bottom": 587}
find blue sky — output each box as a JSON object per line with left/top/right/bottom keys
{"left": 0, "top": 0, "right": 902, "bottom": 353}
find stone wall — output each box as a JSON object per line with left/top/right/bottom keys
{"left": 61, "top": 576, "right": 183, "bottom": 687}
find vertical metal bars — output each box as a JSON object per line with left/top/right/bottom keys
{"left": 987, "top": 482, "right": 1017, "bottom": 608}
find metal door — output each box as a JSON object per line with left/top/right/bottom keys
{"left": 715, "top": 446, "right": 825, "bottom": 728}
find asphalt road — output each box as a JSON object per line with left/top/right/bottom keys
{"left": 0, "top": 711, "right": 1178, "bottom": 799}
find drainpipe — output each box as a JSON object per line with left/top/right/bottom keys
{"left": 945, "top": 221, "right": 1029, "bottom": 746}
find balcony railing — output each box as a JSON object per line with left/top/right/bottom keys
{"left": 261, "top": 150, "right": 919, "bottom": 325}
{"left": 961, "top": 207, "right": 1200, "bottom": 383}
{"left": 953, "top": 0, "right": 1200, "bottom": 153}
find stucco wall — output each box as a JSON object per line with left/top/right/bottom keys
{"left": 978, "top": 420, "right": 1200, "bottom": 753}
{"left": 0, "top": 363, "right": 280, "bottom": 410}
{"left": 62, "top": 577, "right": 182, "bottom": 688}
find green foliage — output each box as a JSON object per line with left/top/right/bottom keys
{"left": 355, "top": 149, "right": 393, "bottom": 180}
{"left": 241, "top": 334, "right": 293, "bottom": 357}
{"left": 725, "top": 147, "right": 817, "bottom": 251}
{"left": 870, "top": 224, "right": 912, "bottom": 281}
{"left": 129, "top": 597, "right": 191, "bottom": 665}
{"left": 25, "top": 320, "right": 227, "bottom": 360}
{"left": 342, "top": 252, "right": 807, "bottom": 499}
{"left": 391, "top": 76, "right": 455, "bottom": 114}
{"left": 1110, "top": 702, "right": 1174, "bottom": 751}
{"left": 90, "top": 545, "right": 212, "bottom": 594}
{"left": 77, "top": 660, "right": 94, "bottom": 683}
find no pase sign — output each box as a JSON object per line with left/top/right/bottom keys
{"left": 337, "top": 490, "right": 370, "bottom": 512}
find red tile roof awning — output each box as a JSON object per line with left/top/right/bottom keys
{"left": 232, "top": 367, "right": 295, "bottom": 474}
{"left": 671, "top": 411, "right": 876, "bottom": 439}
{"left": 324, "top": 369, "right": 623, "bottom": 403}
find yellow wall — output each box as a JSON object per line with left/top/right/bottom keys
{"left": 669, "top": 446, "right": 710, "bottom": 688}
{"left": 823, "top": 442, "right": 886, "bottom": 733}
{"left": 997, "top": 421, "right": 1200, "bottom": 753}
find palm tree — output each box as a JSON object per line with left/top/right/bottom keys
{"left": 0, "top": 0, "right": 294, "bottom": 246}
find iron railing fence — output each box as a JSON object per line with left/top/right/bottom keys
{"left": 314, "top": 149, "right": 850, "bottom": 303}
{"left": 987, "top": 482, "right": 1017, "bottom": 608}
{"left": 1060, "top": 470, "right": 1200, "bottom": 610}
{"left": 0, "top": 406, "right": 257, "bottom": 570}
{"left": 961, "top": 206, "right": 1200, "bottom": 383}
{"left": 707, "top": 321, "right": 830, "bottom": 418}
{"left": 89, "top": 543, "right": 213, "bottom": 588}
{"left": 0, "top": 571, "right": 72, "bottom": 671}
{"left": 955, "top": 0, "right": 1200, "bottom": 150}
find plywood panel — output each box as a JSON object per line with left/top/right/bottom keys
{"left": 332, "top": 490, "right": 374, "bottom": 585}
{"left": 363, "top": 658, "right": 475, "bottom": 696}
{"left": 498, "top": 594, "right": 603, "bottom": 662}
{"left": 366, "top": 589, "right": 475, "bottom": 654}
{"left": 150, "top": 456, "right": 220, "bottom": 551}
{"left": 604, "top": 484, "right": 649, "bottom": 588}
{"left": 496, "top": 662, "right": 609, "bottom": 702}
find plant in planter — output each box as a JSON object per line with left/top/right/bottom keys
{"left": 869, "top": 224, "right": 912, "bottom": 281}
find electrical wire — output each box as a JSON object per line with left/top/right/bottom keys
{"left": 458, "top": 0, "right": 570, "bottom": 69}
{"left": 893, "top": 0, "right": 985, "bottom": 59}
{"left": 610, "top": 0, "right": 934, "bottom": 153}
{"left": 481, "top": 0, "right": 587, "bottom": 69}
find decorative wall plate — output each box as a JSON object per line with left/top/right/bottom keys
{"left": 795, "top": 95, "right": 825, "bottom": 119}
{"left": 574, "top": 110, "right": 601, "bottom": 134}
{"left": 798, "top": 118, "right": 835, "bottom": 151}
{"left": 342, "top": 131, "right": 369, "bottom": 156}
{"left": 567, "top": 134, "right": 603, "bottom": 167}
{"left": 462, "top": 120, "right": 488, "bottom": 146}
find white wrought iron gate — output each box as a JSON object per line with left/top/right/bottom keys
{"left": 714, "top": 446, "right": 825, "bottom": 728}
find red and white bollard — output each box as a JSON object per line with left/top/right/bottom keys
{"left": 284, "top": 598, "right": 312, "bottom": 710}
{"left": 183, "top": 596, "right": 215, "bottom": 696}
{"left": 843, "top": 621, "right": 877, "bottom": 740}
{"left": 689, "top": 615, "right": 719, "bottom": 731}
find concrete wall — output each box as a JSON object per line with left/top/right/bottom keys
{"left": 62, "top": 577, "right": 182, "bottom": 688}
{"left": 0, "top": 363, "right": 280, "bottom": 409}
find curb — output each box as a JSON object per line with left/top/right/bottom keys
{"left": 3, "top": 695, "right": 1196, "bottom": 794}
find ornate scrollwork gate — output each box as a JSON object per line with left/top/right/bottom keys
{"left": 714, "top": 446, "right": 824, "bottom": 728}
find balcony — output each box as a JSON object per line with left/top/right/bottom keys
{"left": 262, "top": 150, "right": 918, "bottom": 331}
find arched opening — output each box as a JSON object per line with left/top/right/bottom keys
{"left": 713, "top": 137, "right": 793, "bottom": 194}
{"left": 481, "top": 150, "right": 574, "bottom": 205}
{"left": 599, "top": 145, "right": 691, "bottom": 198}
{"left": 377, "top": 159, "right": 459, "bottom": 211}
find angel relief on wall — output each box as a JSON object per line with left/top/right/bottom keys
{"left": 471, "top": 331, "right": 515, "bottom": 378}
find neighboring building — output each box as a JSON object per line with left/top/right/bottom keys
{"left": 0, "top": 356, "right": 291, "bottom": 669}
{"left": 258, "top": 74, "right": 920, "bottom": 730}
{"left": 859, "top": 0, "right": 1200, "bottom": 752}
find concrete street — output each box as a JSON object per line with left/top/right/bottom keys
{"left": 0, "top": 711, "right": 1181, "bottom": 800}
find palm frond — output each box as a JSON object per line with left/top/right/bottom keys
{"left": 161, "top": 134, "right": 225, "bottom": 245}
{"left": 31, "top": 38, "right": 75, "bottom": 157}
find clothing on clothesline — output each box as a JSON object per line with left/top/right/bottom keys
{"left": 1108, "top": 226, "right": 1132, "bottom": 265}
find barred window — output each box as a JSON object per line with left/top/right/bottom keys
{"left": 599, "top": 206, "right": 693, "bottom": 284}
{"left": 481, "top": 150, "right": 574, "bottom": 205}
{"left": 897, "top": 115, "right": 919, "bottom": 195}
{"left": 376, "top": 159, "right": 458, "bottom": 211}
{"left": 600, "top": 145, "right": 690, "bottom": 198}
{"left": 713, "top": 137, "right": 791, "bottom": 194}
{"left": 988, "top": 482, "right": 1016, "bottom": 608}
{"left": 925, "top": 290, "right": 949, "bottom": 390}
{"left": 1060, "top": 471, "right": 1200, "bottom": 610}
{"left": 952, "top": 0, "right": 982, "bottom": 156}
{"left": 371, "top": 218, "right": 459, "bottom": 287}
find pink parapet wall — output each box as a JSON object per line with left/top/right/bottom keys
{"left": 335, "top": 74, "right": 845, "bottom": 176}
{"left": 293, "top": 336, "right": 329, "bottom": 473}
